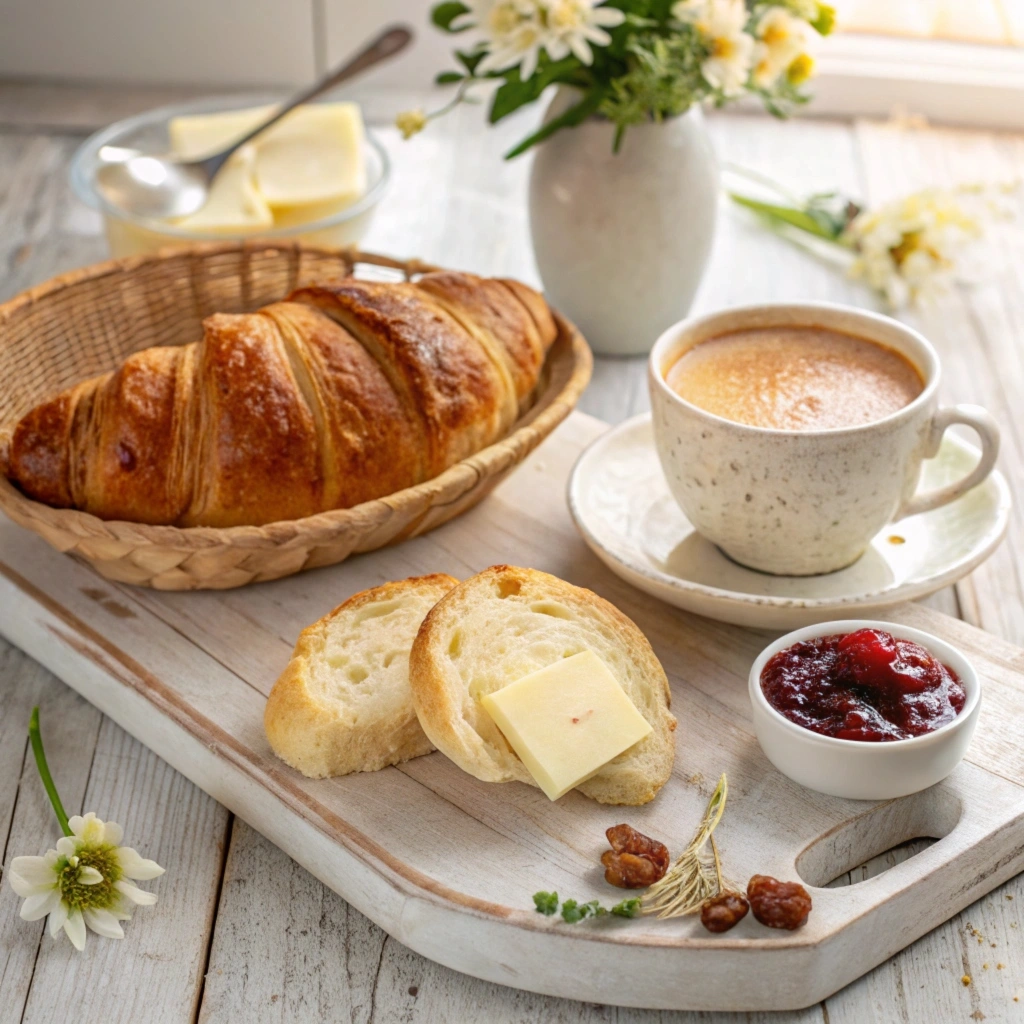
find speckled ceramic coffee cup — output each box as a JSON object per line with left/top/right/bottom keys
{"left": 648, "top": 303, "right": 1001, "bottom": 576}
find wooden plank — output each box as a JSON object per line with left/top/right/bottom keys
{"left": 0, "top": 79, "right": 216, "bottom": 134}
{"left": 197, "top": 820, "right": 386, "bottom": 1024}
{"left": 0, "top": 643, "right": 101, "bottom": 1024}
{"left": 0, "top": 641, "right": 230, "bottom": 1024}
{"left": 17, "top": 716, "right": 231, "bottom": 1024}
{"left": 0, "top": 133, "right": 106, "bottom": 304}
{"left": 826, "top": 875, "right": 1024, "bottom": 1023}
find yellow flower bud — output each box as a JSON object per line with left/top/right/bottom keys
{"left": 787, "top": 53, "right": 815, "bottom": 85}
{"left": 395, "top": 108, "right": 428, "bottom": 140}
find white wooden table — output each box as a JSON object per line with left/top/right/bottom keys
{"left": 1, "top": 80, "right": 1023, "bottom": 1023}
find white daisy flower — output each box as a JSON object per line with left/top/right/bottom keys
{"left": 459, "top": 0, "right": 622, "bottom": 80}
{"left": 8, "top": 812, "right": 164, "bottom": 951}
{"left": 672, "top": 0, "right": 710, "bottom": 22}
{"left": 752, "top": 7, "right": 812, "bottom": 88}
{"left": 686, "top": 0, "right": 756, "bottom": 97}
{"left": 544, "top": 1, "right": 626, "bottom": 66}
{"left": 460, "top": 0, "right": 551, "bottom": 80}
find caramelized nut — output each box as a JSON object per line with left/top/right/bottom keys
{"left": 747, "top": 874, "right": 812, "bottom": 930}
{"left": 601, "top": 824, "right": 670, "bottom": 889}
{"left": 700, "top": 891, "right": 749, "bottom": 933}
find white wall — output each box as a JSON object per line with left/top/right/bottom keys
{"left": 0, "top": 0, "right": 453, "bottom": 90}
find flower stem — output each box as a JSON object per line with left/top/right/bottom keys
{"left": 722, "top": 162, "right": 802, "bottom": 204}
{"left": 28, "top": 707, "right": 72, "bottom": 837}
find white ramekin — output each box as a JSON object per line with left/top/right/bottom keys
{"left": 748, "top": 619, "right": 981, "bottom": 800}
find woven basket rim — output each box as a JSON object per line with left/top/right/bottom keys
{"left": 0, "top": 244, "right": 592, "bottom": 553}
{"left": 0, "top": 241, "right": 444, "bottom": 328}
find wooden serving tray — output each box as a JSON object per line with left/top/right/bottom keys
{"left": 2, "top": 412, "right": 1023, "bottom": 1012}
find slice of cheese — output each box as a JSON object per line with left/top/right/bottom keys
{"left": 173, "top": 145, "right": 272, "bottom": 233}
{"left": 168, "top": 102, "right": 366, "bottom": 217}
{"left": 480, "top": 650, "right": 653, "bottom": 801}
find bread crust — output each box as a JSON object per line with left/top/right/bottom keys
{"left": 415, "top": 272, "right": 548, "bottom": 417}
{"left": 409, "top": 565, "right": 677, "bottom": 805}
{"left": 292, "top": 277, "right": 509, "bottom": 475}
{"left": 264, "top": 573, "right": 458, "bottom": 779}
{"left": 264, "top": 301, "right": 425, "bottom": 506}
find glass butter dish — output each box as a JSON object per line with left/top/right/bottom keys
{"left": 70, "top": 94, "right": 389, "bottom": 258}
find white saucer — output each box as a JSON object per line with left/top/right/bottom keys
{"left": 568, "top": 414, "right": 1011, "bottom": 630}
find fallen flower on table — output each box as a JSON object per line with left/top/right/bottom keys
{"left": 6, "top": 707, "right": 164, "bottom": 951}
{"left": 727, "top": 166, "right": 1020, "bottom": 308}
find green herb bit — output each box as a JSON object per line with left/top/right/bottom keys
{"left": 532, "top": 892, "right": 639, "bottom": 922}
{"left": 560, "top": 898, "right": 581, "bottom": 923}
{"left": 611, "top": 898, "right": 642, "bottom": 918}
{"left": 561, "top": 898, "right": 605, "bottom": 924}
{"left": 533, "top": 891, "right": 559, "bottom": 916}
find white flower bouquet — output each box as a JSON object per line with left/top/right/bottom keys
{"left": 399, "top": 0, "right": 835, "bottom": 156}
{"left": 728, "top": 170, "right": 1020, "bottom": 307}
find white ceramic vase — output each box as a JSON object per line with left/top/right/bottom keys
{"left": 528, "top": 88, "right": 718, "bottom": 357}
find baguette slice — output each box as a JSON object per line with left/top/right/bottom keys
{"left": 409, "top": 565, "right": 676, "bottom": 805}
{"left": 265, "top": 574, "right": 459, "bottom": 778}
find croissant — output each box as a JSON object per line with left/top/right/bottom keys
{"left": 4, "top": 271, "right": 558, "bottom": 528}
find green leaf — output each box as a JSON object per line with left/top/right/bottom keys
{"left": 729, "top": 193, "right": 845, "bottom": 242}
{"left": 456, "top": 48, "right": 487, "bottom": 75}
{"left": 533, "top": 891, "right": 559, "bottom": 916}
{"left": 504, "top": 89, "right": 605, "bottom": 159}
{"left": 435, "top": 71, "right": 464, "bottom": 85}
{"left": 432, "top": 2, "right": 471, "bottom": 32}
{"left": 489, "top": 75, "right": 538, "bottom": 124}
{"left": 811, "top": 3, "right": 836, "bottom": 35}
{"left": 488, "top": 56, "right": 584, "bottom": 125}
{"left": 611, "top": 898, "right": 642, "bottom": 918}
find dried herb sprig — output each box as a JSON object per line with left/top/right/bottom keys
{"left": 642, "top": 774, "right": 729, "bottom": 919}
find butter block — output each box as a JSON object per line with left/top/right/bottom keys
{"left": 480, "top": 650, "right": 652, "bottom": 801}
{"left": 168, "top": 106, "right": 274, "bottom": 161}
{"left": 168, "top": 102, "right": 366, "bottom": 213}
{"left": 174, "top": 146, "right": 272, "bottom": 233}
{"left": 254, "top": 103, "right": 366, "bottom": 209}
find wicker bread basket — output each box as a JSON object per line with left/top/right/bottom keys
{"left": 0, "top": 243, "right": 592, "bottom": 590}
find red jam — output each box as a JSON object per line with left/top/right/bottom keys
{"left": 760, "top": 628, "right": 966, "bottom": 742}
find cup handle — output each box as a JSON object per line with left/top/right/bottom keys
{"left": 897, "top": 405, "right": 1001, "bottom": 520}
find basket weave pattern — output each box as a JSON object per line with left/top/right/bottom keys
{"left": 0, "top": 243, "right": 592, "bottom": 590}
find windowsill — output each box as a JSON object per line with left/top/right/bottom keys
{"left": 810, "top": 33, "right": 1024, "bottom": 127}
